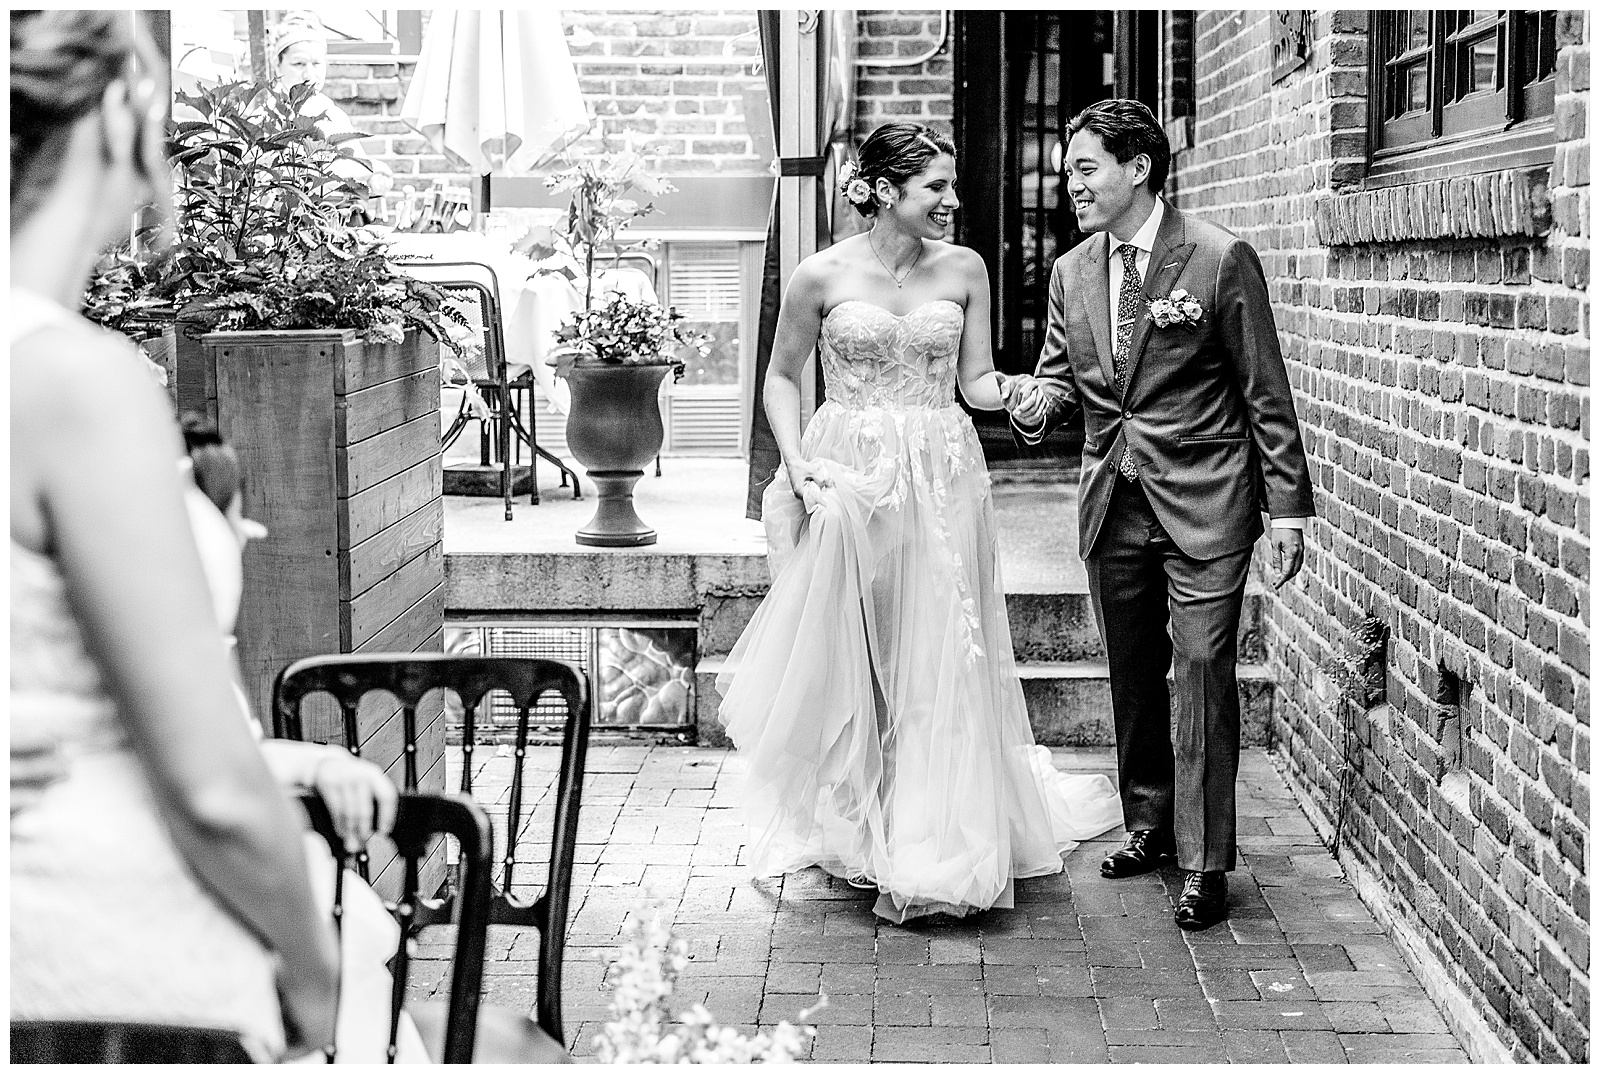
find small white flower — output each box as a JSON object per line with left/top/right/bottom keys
{"left": 846, "top": 178, "right": 872, "bottom": 206}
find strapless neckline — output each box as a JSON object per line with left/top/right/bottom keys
{"left": 825, "top": 298, "right": 964, "bottom": 323}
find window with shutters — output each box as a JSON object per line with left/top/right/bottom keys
{"left": 1368, "top": 10, "right": 1558, "bottom": 185}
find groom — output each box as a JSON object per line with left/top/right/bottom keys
{"left": 1007, "top": 100, "right": 1314, "bottom": 931}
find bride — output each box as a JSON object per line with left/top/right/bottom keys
{"left": 716, "top": 123, "right": 1122, "bottom": 924}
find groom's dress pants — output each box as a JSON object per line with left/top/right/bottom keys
{"left": 1085, "top": 477, "right": 1252, "bottom": 873}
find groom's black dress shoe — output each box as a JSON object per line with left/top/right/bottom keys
{"left": 1099, "top": 829, "right": 1177, "bottom": 879}
{"left": 1173, "top": 870, "right": 1228, "bottom": 931}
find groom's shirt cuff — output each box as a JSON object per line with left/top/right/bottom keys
{"left": 1271, "top": 517, "right": 1307, "bottom": 529}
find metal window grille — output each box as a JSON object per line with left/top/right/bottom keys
{"left": 444, "top": 621, "right": 695, "bottom": 735}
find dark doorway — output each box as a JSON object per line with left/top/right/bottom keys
{"left": 954, "top": 11, "right": 1115, "bottom": 471}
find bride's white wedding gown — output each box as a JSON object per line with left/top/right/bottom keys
{"left": 716, "top": 298, "right": 1122, "bottom": 924}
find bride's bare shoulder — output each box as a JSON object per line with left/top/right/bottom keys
{"left": 803, "top": 234, "right": 871, "bottom": 272}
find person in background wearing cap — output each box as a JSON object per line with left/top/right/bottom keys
{"left": 269, "top": 11, "right": 394, "bottom": 210}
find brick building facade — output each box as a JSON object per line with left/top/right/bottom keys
{"left": 853, "top": 10, "right": 952, "bottom": 138}
{"left": 327, "top": 10, "right": 957, "bottom": 206}
{"left": 1162, "top": 10, "right": 1589, "bottom": 1063}
{"left": 848, "top": 7, "right": 1589, "bottom": 1064}
{"left": 322, "top": 10, "right": 766, "bottom": 209}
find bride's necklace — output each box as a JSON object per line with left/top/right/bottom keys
{"left": 869, "top": 229, "right": 923, "bottom": 289}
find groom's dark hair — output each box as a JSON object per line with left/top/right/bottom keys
{"left": 1067, "top": 99, "right": 1170, "bottom": 193}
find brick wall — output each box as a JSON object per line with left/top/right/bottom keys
{"left": 853, "top": 10, "right": 953, "bottom": 140}
{"left": 322, "top": 9, "right": 765, "bottom": 208}
{"left": 1171, "top": 9, "right": 1589, "bottom": 1063}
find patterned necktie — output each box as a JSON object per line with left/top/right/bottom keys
{"left": 1113, "top": 243, "right": 1142, "bottom": 481}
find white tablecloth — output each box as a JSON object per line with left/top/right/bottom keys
{"left": 384, "top": 231, "right": 658, "bottom": 416}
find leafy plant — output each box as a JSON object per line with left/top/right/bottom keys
{"left": 82, "top": 239, "right": 177, "bottom": 343}
{"left": 549, "top": 291, "right": 710, "bottom": 380}
{"left": 528, "top": 148, "right": 712, "bottom": 374}
{"left": 158, "top": 80, "right": 462, "bottom": 351}
{"left": 530, "top": 149, "right": 671, "bottom": 311}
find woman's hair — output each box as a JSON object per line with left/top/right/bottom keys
{"left": 848, "top": 122, "right": 955, "bottom": 218}
{"left": 10, "top": 10, "right": 152, "bottom": 227}
{"left": 1066, "top": 99, "right": 1171, "bottom": 194}
{"left": 180, "top": 412, "right": 243, "bottom": 515}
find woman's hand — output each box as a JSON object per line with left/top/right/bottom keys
{"left": 786, "top": 457, "right": 832, "bottom": 513}
{"left": 311, "top": 749, "right": 399, "bottom": 854}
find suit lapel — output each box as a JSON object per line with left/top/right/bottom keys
{"left": 1078, "top": 233, "right": 1117, "bottom": 390}
{"left": 1122, "top": 205, "right": 1195, "bottom": 392}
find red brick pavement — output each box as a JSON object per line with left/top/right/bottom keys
{"left": 408, "top": 745, "right": 1469, "bottom": 1064}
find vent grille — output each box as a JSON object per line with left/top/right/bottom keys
{"left": 667, "top": 243, "right": 742, "bottom": 321}
{"left": 667, "top": 392, "right": 742, "bottom": 454}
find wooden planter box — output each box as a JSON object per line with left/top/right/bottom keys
{"left": 202, "top": 329, "right": 447, "bottom": 798}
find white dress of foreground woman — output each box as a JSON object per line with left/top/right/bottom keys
{"left": 10, "top": 290, "right": 427, "bottom": 1063}
{"left": 716, "top": 297, "right": 1123, "bottom": 923}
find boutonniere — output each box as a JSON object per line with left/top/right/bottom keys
{"left": 1148, "top": 288, "right": 1204, "bottom": 329}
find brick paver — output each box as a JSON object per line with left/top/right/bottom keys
{"left": 411, "top": 745, "right": 1469, "bottom": 1063}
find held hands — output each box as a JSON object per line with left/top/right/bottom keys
{"left": 311, "top": 749, "right": 399, "bottom": 854}
{"left": 1269, "top": 527, "right": 1305, "bottom": 589}
{"left": 786, "top": 458, "right": 832, "bottom": 514}
{"left": 1001, "top": 374, "right": 1049, "bottom": 427}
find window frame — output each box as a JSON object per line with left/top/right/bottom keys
{"left": 1366, "top": 9, "right": 1558, "bottom": 188}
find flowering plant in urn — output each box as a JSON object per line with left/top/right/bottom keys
{"left": 529, "top": 147, "right": 709, "bottom": 375}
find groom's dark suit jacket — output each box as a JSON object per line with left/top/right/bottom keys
{"left": 1019, "top": 204, "right": 1314, "bottom": 560}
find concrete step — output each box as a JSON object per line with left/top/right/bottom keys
{"left": 697, "top": 588, "right": 1269, "bottom": 666}
{"left": 693, "top": 657, "right": 1276, "bottom": 751}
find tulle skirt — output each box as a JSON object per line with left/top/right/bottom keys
{"left": 716, "top": 402, "right": 1122, "bottom": 923}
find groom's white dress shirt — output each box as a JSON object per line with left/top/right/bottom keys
{"left": 1096, "top": 197, "right": 1307, "bottom": 532}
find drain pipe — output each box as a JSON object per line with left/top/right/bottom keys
{"left": 855, "top": 10, "right": 949, "bottom": 68}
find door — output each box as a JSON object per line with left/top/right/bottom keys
{"left": 954, "top": 11, "right": 1116, "bottom": 470}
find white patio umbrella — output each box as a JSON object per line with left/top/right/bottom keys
{"left": 400, "top": 9, "right": 591, "bottom": 211}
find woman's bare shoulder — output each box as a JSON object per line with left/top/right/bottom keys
{"left": 12, "top": 326, "right": 173, "bottom": 441}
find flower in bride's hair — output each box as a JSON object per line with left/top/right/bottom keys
{"left": 846, "top": 178, "right": 873, "bottom": 206}
{"left": 836, "top": 159, "right": 858, "bottom": 192}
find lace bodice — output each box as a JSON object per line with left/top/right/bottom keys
{"left": 820, "top": 299, "right": 964, "bottom": 410}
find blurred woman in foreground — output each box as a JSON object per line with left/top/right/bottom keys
{"left": 10, "top": 9, "right": 337, "bottom": 1058}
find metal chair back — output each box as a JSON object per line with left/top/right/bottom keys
{"left": 273, "top": 653, "right": 590, "bottom": 1045}
{"left": 300, "top": 790, "right": 493, "bottom": 1065}
{"left": 395, "top": 259, "right": 508, "bottom": 384}
{"left": 392, "top": 257, "right": 582, "bottom": 515}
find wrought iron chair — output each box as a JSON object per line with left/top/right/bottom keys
{"left": 10, "top": 1022, "right": 267, "bottom": 1064}
{"left": 299, "top": 790, "right": 568, "bottom": 1063}
{"left": 398, "top": 259, "right": 581, "bottom": 518}
{"left": 300, "top": 790, "right": 492, "bottom": 1064}
{"left": 273, "top": 653, "right": 591, "bottom": 1048}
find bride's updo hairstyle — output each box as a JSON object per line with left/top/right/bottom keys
{"left": 846, "top": 122, "right": 955, "bottom": 219}
{"left": 10, "top": 9, "right": 165, "bottom": 230}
